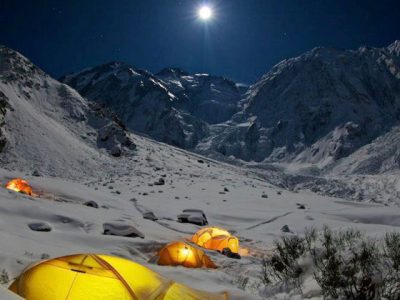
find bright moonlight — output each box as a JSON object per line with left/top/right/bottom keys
{"left": 198, "top": 6, "right": 212, "bottom": 20}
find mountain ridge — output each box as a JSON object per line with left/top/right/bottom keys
{"left": 61, "top": 40, "right": 400, "bottom": 175}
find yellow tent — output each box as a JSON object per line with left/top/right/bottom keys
{"left": 191, "top": 227, "right": 240, "bottom": 254}
{"left": 9, "top": 253, "right": 228, "bottom": 300}
{"left": 155, "top": 241, "right": 217, "bottom": 268}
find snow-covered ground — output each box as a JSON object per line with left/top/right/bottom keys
{"left": 1, "top": 45, "right": 400, "bottom": 299}
{"left": 0, "top": 135, "right": 399, "bottom": 299}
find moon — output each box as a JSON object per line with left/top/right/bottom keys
{"left": 198, "top": 6, "right": 213, "bottom": 20}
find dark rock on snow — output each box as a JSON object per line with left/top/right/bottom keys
{"left": 84, "top": 200, "right": 99, "bottom": 208}
{"left": 153, "top": 178, "right": 165, "bottom": 186}
{"left": 103, "top": 222, "right": 145, "bottom": 238}
{"left": 28, "top": 222, "right": 52, "bottom": 232}
{"left": 142, "top": 211, "right": 158, "bottom": 221}
{"left": 296, "top": 203, "right": 306, "bottom": 209}
{"left": 281, "top": 225, "right": 291, "bottom": 233}
{"left": 222, "top": 247, "right": 241, "bottom": 259}
{"left": 32, "top": 170, "right": 41, "bottom": 177}
{"left": 177, "top": 209, "right": 208, "bottom": 226}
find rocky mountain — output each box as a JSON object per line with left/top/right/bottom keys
{"left": 156, "top": 68, "right": 242, "bottom": 124}
{"left": 0, "top": 46, "right": 136, "bottom": 177}
{"left": 61, "top": 64, "right": 244, "bottom": 149}
{"left": 61, "top": 41, "right": 400, "bottom": 175}
{"left": 61, "top": 63, "right": 208, "bottom": 149}
{"left": 328, "top": 123, "right": 400, "bottom": 175}
{"left": 198, "top": 41, "right": 400, "bottom": 172}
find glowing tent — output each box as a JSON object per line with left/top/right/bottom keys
{"left": 191, "top": 227, "right": 240, "bottom": 254}
{"left": 9, "top": 254, "right": 228, "bottom": 300}
{"left": 155, "top": 241, "right": 217, "bottom": 268}
{"left": 202, "top": 235, "right": 239, "bottom": 254}
{"left": 5, "top": 178, "right": 34, "bottom": 196}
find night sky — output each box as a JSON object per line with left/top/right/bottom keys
{"left": 1, "top": 0, "right": 399, "bottom": 84}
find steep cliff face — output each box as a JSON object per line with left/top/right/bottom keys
{"left": 62, "top": 63, "right": 209, "bottom": 149}
{"left": 198, "top": 41, "right": 400, "bottom": 169}
{"left": 156, "top": 68, "right": 243, "bottom": 124}
{"left": 0, "top": 90, "right": 9, "bottom": 152}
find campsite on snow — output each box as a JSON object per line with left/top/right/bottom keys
{"left": 1, "top": 1, "right": 400, "bottom": 299}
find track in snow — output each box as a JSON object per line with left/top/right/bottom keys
{"left": 245, "top": 212, "right": 292, "bottom": 230}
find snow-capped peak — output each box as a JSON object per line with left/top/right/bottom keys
{"left": 388, "top": 40, "right": 400, "bottom": 56}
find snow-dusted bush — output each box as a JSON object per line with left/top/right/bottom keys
{"left": 0, "top": 269, "right": 9, "bottom": 284}
{"left": 380, "top": 232, "right": 400, "bottom": 299}
{"left": 261, "top": 227, "right": 400, "bottom": 299}
{"left": 310, "top": 227, "right": 378, "bottom": 299}
{"left": 261, "top": 235, "right": 308, "bottom": 293}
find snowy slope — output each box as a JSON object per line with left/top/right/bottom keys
{"left": 0, "top": 46, "right": 135, "bottom": 178}
{"left": 328, "top": 124, "right": 400, "bottom": 175}
{"left": 1, "top": 149, "right": 400, "bottom": 299}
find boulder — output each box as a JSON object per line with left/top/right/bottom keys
{"left": 177, "top": 209, "right": 208, "bottom": 226}
{"left": 154, "top": 178, "right": 165, "bottom": 186}
{"left": 28, "top": 222, "right": 52, "bottom": 232}
{"left": 110, "top": 145, "right": 122, "bottom": 157}
{"left": 281, "top": 225, "right": 291, "bottom": 233}
{"left": 296, "top": 203, "right": 306, "bottom": 209}
{"left": 32, "top": 170, "right": 41, "bottom": 177}
{"left": 222, "top": 247, "right": 241, "bottom": 259}
{"left": 83, "top": 200, "right": 99, "bottom": 208}
{"left": 142, "top": 211, "right": 158, "bottom": 221}
{"left": 103, "top": 223, "right": 144, "bottom": 238}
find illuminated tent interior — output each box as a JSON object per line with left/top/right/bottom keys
{"left": 5, "top": 178, "right": 34, "bottom": 196}
{"left": 191, "top": 227, "right": 240, "bottom": 254}
{"left": 155, "top": 241, "right": 217, "bottom": 268}
{"left": 9, "top": 254, "right": 228, "bottom": 300}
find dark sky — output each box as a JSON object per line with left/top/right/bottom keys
{"left": 1, "top": 0, "right": 399, "bottom": 84}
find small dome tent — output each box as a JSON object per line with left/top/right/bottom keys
{"left": 5, "top": 178, "right": 34, "bottom": 196}
{"left": 192, "top": 227, "right": 240, "bottom": 254}
{"left": 191, "top": 227, "right": 231, "bottom": 247}
{"left": 9, "top": 254, "right": 228, "bottom": 300}
{"left": 155, "top": 241, "right": 217, "bottom": 268}
{"left": 203, "top": 235, "right": 239, "bottom": 254}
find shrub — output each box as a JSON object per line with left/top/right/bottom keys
{"left": 260, "top": 227, "right": 400, "bottom": 299}
{"left": 0, "top": 269, "right": 9, "bottom": 284}
{"left": 261, "top": 235, "right": 307, "bottom": 292}
{"left": 380, "top": 232, "right": 400, "bottom": 299}
{"left": 309, "top": 226, "right": 379, "bottom": 299}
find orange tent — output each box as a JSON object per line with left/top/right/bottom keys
{"left": 191, "top": 227, "right": 240, "bottom": 254}
{"left": 5, "top": 178, "right": 34, "bottom": 196}
{"left": 155, "top": 241, "right": 217, "bottom": 268}
{"left": 203, "top": 235, "right": 239, "bottom": 254}
{"left": 192, "top": 227, "right": 231, "bottom": 246}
